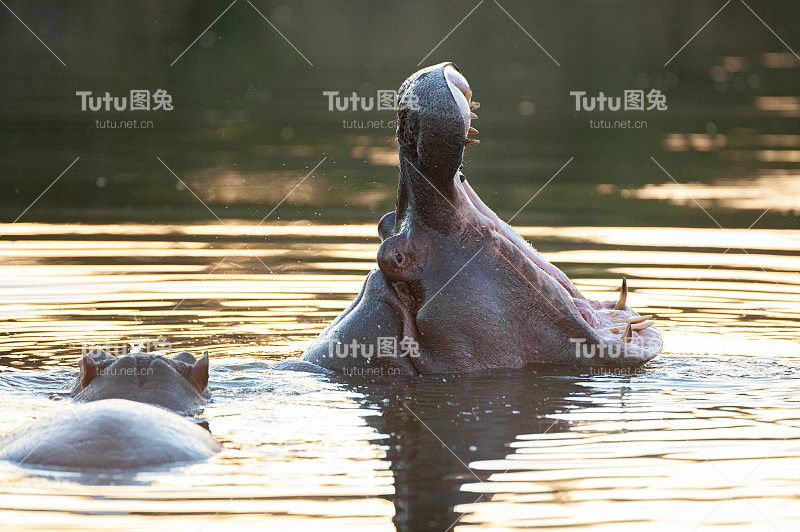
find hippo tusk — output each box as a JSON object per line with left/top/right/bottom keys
{"left": 470, "top": 101, "right": 480, "bottom": 110}
{"left": 465, "top": 90, "right": 473, "bottom": 101}
{"left": 631, "top": 321, "right": 655, "bottom": 331}
{"left": 465, "top": 138, "right": 480, "bottom": 146}
{"left": 468, "top": 127, "right": 479, "bottom": 135}
{"left": 614, "top": 277, "right": 627, "bottom": 310}
{"left": 620, "top": 323, "right": 632, "bottom": 342}
{"left": 471, "top": 112, "right": 478, "bottom": 119}
{"left": 613, "top": 314, "right": 653, "bottom": 324}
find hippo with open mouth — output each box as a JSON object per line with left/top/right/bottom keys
{"left": 301, "top": 62, "right": 662, "bottom": 374}
{"left": 0, "top": 350, "right": 220, "bottom": 470}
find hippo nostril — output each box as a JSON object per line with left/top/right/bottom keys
{"left": 395, "top": 252, "right": 404, "bottom": 265}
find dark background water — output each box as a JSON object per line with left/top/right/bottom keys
{"left": 1, "top": 0, "right": 798, "bottom": 228}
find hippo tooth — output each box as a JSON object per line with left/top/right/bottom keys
{"left": 465, "top": 90, "right": 473, "bottom": 101}
{"left": 611, "top": 327, "right": 620, "bottom": 334}
{"left": 620, "top": 323, "right": 632, "bottom": 342}
{"left": 614, "top": 277, "right": 628, "bottom": 310}
{"left": 613, "top": 314, "right": 653, "bottom": 324}
{"left": 470, "top": 101, "right": 480, "bottom": 110}
{"left": 468, "top": 127, "right": 479, "bottom": 135}
{"left": 630, "top": 320, "right": 654, "bottom": 331}
{"left": 465, "top": 138, "right": 480, "bottom": 146}
{"left": 471, "top": 112, "right": 478, "bottom": 119}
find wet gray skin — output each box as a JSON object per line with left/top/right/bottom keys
{"left": 0, "top": 350, "right": 219, "bottom": 471}
{"left": 0, "top": 399, "right": 220, "bottom": 471}
{"left": 301, "top": 62, "right": 662, "bottom": 373}
{"left": 70, "top": 349, "right": 210, "bottom": 414}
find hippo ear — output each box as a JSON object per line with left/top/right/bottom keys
{"left": 186, "top": 351, "right": 209, "bottom": 394}
{"left": 172, "top": 351, "right": 196, "bottom": 365}
{"left": 78, "top": 349, "right": 115, "bottom": 389}
{"left": 378, "top": 211, "right": 396, "bottom": 241}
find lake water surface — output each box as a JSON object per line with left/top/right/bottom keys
{"left": 1, "top": 221, "right": 798, "bottom": 531}
{"left": 2, "top": 2, "right": 800, "bottom": 529}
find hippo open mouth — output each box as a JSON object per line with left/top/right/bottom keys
{"left": 302, "top": 63, "right": 662, "bottom": 374}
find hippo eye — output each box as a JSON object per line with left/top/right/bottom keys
{"left": 395, "top": 252, "right": 404, "bottom": 264}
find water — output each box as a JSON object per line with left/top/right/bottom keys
{"left": 1, "top": 223, "right": 798, "bottom": 531}
{"left": 2, "top": 1, "right": 800, "bottom": 529}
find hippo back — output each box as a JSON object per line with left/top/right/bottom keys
{"left": 0, "top": 399, "right": 221, "bottom": 470}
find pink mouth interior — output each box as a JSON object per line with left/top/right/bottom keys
{"left": 443, "top": 66, "right": 654, "bottom": 344}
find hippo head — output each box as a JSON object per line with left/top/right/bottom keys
{"left": 70, "top": 349, "right": 210, "bottom": 413}
{"left": 302, "top": 63, "right": 662, "bottom": 373}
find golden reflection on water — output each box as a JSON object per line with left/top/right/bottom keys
{"left": 625, "top": 174, "right": 800, "bottom": 212}
{"left": 1, "top": 222, "right": 799, "bottom": 530}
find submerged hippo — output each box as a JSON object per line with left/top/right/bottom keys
{"left": 0, "top": 350, "right": 220, "bottom": 470}
{"left": 301, "top": 62, "right": 662, "bottom": 374}
{"left": 71, "top": 348, "right": 210, "bottom": 413}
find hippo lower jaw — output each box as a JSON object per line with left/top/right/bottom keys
{"left": 437, "top": 170, "right": 662, "bottom": 361}
{"left": 301, "top": 266, "right": 424, "bottom": 375}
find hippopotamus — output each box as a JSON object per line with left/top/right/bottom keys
{"left": 0, "top": 350, "right": 220, "bottom": 470}
{"left": 70, "top": 348, "right": 210, "bottom": 413}
{"left": 301, "top": 62, "right": 662, "bottom": 374}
